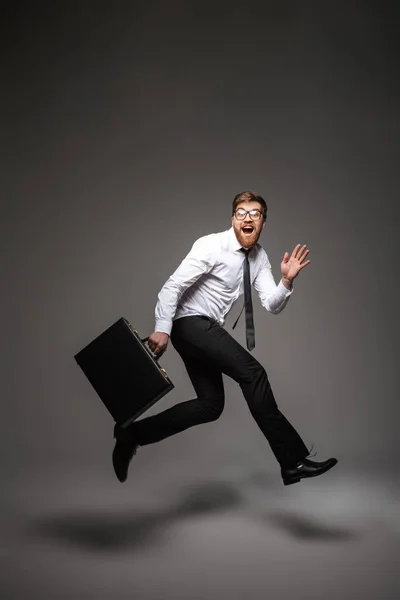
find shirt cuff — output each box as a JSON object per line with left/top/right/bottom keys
{"left": 278, "top": 279, "right": 294, "bottom": 296}
{"left": 154, "top": 320, "right": 173, "bottom": 336}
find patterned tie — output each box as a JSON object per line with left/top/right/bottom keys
{"left": 240, "top": 248, "right": 255, "bottom": 351}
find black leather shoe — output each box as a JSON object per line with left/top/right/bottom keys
{"left": 112, "top": 424, "right": 139, "bottom": 483}
{"left": 281, "top": 456, "right": 338, "bottom": 486}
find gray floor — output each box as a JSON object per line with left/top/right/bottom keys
{"left": 3, "top": 456, "right": 399, "bottom": 600}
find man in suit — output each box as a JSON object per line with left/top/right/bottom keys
{"left": 113, "top": 191, "right": 337, "bottom": 485}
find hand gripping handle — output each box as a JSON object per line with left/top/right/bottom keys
{"left": 141, "top": 336, "right": 166, "bottom": 361}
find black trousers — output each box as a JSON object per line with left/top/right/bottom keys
{"left": 130, "top": 315, "right": 309, "bottom": 468}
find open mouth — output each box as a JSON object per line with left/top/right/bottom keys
{"left": 242, "top": 226, "right": 254, "bottom": 235}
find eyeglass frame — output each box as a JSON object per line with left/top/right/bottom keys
{"left": 233, "top": 208, "right": 264, "bottom": 221}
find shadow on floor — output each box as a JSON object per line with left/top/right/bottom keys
{"left": 27, "top": 472, "right": 358, "bottom": 552}
{"left": 266, "top": 511, "right": 358, "bottom": 541}
{"left": 28, "top": 480, "right": 243, "bottom": 552}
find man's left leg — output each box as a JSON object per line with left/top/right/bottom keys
{"left": 112, "top": 348, "right": 225, "bottom": 482}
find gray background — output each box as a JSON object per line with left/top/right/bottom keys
{"left": 2, "top": 2, "right": 399, "bottom": 599}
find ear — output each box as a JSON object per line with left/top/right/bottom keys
{"left": 262, "top": 219, "right": 266, "bottom": 229}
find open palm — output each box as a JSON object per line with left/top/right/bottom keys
{"left": 281, "top": 244, "right": 311, "bottom": 280}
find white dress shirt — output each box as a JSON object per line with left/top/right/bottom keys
{"left": 155, "top": 227, "right": 293, "bottom": 336}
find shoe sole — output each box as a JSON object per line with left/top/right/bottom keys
{"left": 112, "top": 431, "right": 139, "bottom": 483}
{"left": 112, "top": 448, "right": 128, "bottom": 483}
{"left": 283, "top": 459, "right": 338, "bottom": 486}
{"left": 283, "top": 477, "right": 301, "bottom": 486}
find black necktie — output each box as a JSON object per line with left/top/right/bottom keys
{"left": 232, "top": 248, "right": 255, "bottom": 350}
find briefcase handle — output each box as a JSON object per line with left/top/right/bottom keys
{"left": 141, "top": 337, "right": 166, "bottom": 361}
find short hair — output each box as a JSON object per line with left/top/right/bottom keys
{"left": 232, "top": 191, "right": 267, "bottom": 219}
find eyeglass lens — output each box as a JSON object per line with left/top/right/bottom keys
{"left": 235, "top": 209, "right": 261, "bottom": 220}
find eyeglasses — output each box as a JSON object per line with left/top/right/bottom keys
{"left": 234, "top": 208, "right": 263, "bottom": 221}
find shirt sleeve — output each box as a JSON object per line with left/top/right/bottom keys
{"left": 253, "top": 249, "right": 293, "bottom": 314}
{"left": 154, "top": 236, "right": 216, "bottom": 335}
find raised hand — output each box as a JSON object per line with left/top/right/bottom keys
{"left": 281, "top": 244, "right": 311, "bottom": 281}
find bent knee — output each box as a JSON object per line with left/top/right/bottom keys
{"left": 200, "top": 397, "right": 225, "bottom": 421}
{"left": 241, "top": 362, "right": 268, "bottom": 385}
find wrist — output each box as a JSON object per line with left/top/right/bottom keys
{"left": 281, "top": 276, "right": 293, "bottom": 290}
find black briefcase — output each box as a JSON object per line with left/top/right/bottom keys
{"left": 74, "top": 317, "right": 174, "bottom": 427}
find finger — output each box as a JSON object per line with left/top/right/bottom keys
{"left": 299, "top": 259, "right": 311, "bottom": 269}
{"left": 291, "top": 244, "right": 302, "bottom": 257}
{"left": 299, "top": 248, "right": 310, "bottom": 262}
{"left": 282, "top": 251, "right": 289, "bottom": 262}
{"left": 297, "top": 244, "right": 307, "bottom": 259}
